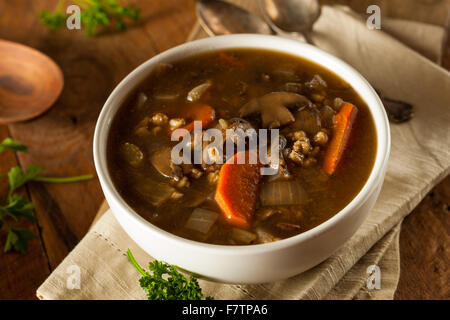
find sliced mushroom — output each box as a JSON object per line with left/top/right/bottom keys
{"left": 230, "top": 228, "right": 257, "bottom": 245}
{"left": 319, "top": 105, "right": 336, "bottom": 129}
{"left": 187, "top": 81, "right": 212, "bottom": 102}
{"left": 240, "top": 92, "right": 311, "bottom": 128}
{"left": 256, "top": 207, "right": 282, "bottom": 222}
{"left": 150, "top": 146, "right": 183, "bottom": 181}
{"left": 291, "top": 108, "right": 322, "bottom": 135}
{"left": 255, "top": 228, "right": 279, "bottom": 243}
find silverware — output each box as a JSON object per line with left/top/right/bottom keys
{"left": 0, "top": 39, "right": 64, "bottom": 124}
{"left": 259, "top": 0, "right": 321, "bottom": 44}
{"left": 197, "top": 0, "right": 272, "bottom": 36}
{"left": 376, "top": 92, "right": 414, "bottom": 123}
{"left": 196, "top": 0, "right": 414, "bottom": 123}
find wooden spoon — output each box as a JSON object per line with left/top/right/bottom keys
{"left": 0, "top": 39, "right": 64, "bottom": 124}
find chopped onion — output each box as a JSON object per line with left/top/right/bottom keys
{"left": 260, "top": 180, "right": 307, "bottom": 206}
{"left": 198, "top": 191, "right": 221, "bottom": 212}
{"left": 154, "top": 93, "right": 179, "bottom": 101}
{"left": 187, "top": 81, "right": 212, "bottom": 102}
{"left": 185, "top": 208, "right": 219, "bottom": 234}
{"left": 136, "top": 92, "right": 148, "bottom": 109}
{"left": 230, "top": 228, "right": 257, "bottom": 245}
{"left": 136, "top": 181, "right": 175, "bottom": 207}
{"left": 255, "top": 228, "right": 278, "bottom": 243}
{"left": 120, "top": 142, "right": 143, "bottom": 167}
{"left": 183, "top": 190, "right": 208, "bottom": 208}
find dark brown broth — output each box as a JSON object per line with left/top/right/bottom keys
{"left": 107, "top": 49, "right": 377, "bottom": 245}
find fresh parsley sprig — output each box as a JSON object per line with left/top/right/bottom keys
{"left": 0, "top": 138, "right": 94, "bottom": 254}
{"left": 127, "top": 249, "right": 213, "bottom": 300}
{"left": 0, "top": 138, "right": 28, "bottom": 153}
{"left": 39, "top": 0, "right": 140, "bottom": 36}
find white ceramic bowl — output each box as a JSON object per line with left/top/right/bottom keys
{"left": 94, "top": 34, "right": 390, "bottom": 284}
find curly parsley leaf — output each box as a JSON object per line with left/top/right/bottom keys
{"left": 0, "top": 138, "right": 93, "bottom": 254}
{"left": 4, "top": 228, "right": 35, "bottom": 254}
{"left": 39, "top": 10, "right": 67, "bottom": 30}
{"left": 0, "top": 138, "right": 27, "bottom": 153}
{"left": 8, "top": 165, "right": 44, "bottom": 196}
{"left": 3, "top": 194, "right": 35, "bottom": 222}
{"left": 127, "top": 249, "right": 213, "bottom": 300}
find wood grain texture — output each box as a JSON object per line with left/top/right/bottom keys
{"left": 0, "top": 39, "right": 64, "bottom": 124}
{"left": 0, "top": 0, "right": 447, "bottom": 300}
{"left": 0, "top": 0, "right": 196, "bottom": 299}
{"left": 395, "top": 175, "right": 450, "bottom": 299}
{"left": 0, "top": 126, "right": 50, "bottom": 299}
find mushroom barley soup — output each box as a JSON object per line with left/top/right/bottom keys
{"left": 107, "top": 49, "right": 377, "bottom": 245}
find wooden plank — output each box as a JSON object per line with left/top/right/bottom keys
{"left": 0, "top": 0, "right": 447, "bottom": 300}
{"left": 395, "top": 175, "right": 450, "bottom": 299}
{"left": 0, "top": 125, "right": 50, "bottom": 299}
{"left": 0, "top": 0, "right": 196, "bottom": 272}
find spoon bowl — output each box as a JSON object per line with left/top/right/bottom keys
{"left": 260, "top": 0, "right": 321, "bottom": 36}
{"left": 196, "top": 0, "right": 413, "bottom": 122}
{"left": 0, "top": 39, "right": 64, "bottom": 124}
{"left": 197, "top": 0, "right": 272, "bottom": 36}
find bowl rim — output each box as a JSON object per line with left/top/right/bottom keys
{"left": 93, "top": 34, "right": 391, "bottom": 255}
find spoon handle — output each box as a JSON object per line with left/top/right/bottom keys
{"left": 378, "top": 92, "right": 414, "bottom": 123}
{"left": 302, "top": 32, "right": 315, "bottom": 45}
{"left": 276, "top": 30, "right": 315, "bottom": 45}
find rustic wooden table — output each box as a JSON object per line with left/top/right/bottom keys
{"left": 0, "top": 0, "right": 448, "bottom": 300}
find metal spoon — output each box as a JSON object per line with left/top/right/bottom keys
{"left": 197, "top": 0, "right": 272, "bottom": 36}
{"left": 259, "top": 0, "right": 321, "bottom": 44}
{"left": 260, "top": 0, "right": 413, "bottom": 121}
{"left": 196, "top": 0, "right": 413, "bottom": 123}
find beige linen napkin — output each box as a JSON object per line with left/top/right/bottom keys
{"left": 37, "top": 5, "right": 450, "bottom": 300}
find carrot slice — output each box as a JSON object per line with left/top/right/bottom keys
{"left": 323, "top": 103, "right": 358, "bottom": 175}
{"left": 219, "top": 52, "right": 244, "bottom": 68}
{"left": 214, "top": 151, "right": 261, "bottom": 228}
{"left": 171, "top": 104, "right": 215, "bottom": 139}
